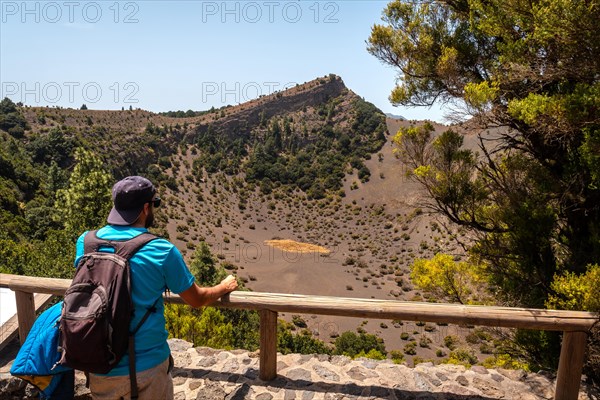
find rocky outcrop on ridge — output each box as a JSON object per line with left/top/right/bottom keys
{"left": 188, "top": 75, "right": 349, "bottom": 141}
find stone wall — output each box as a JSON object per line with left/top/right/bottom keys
{"left": 2, "top": 338, "right": 598, "bottom": 399}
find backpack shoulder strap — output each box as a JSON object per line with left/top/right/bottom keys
{"left": 114, "top": 232, "right": 159, "bottom": 260}
{"left": 82, "top": 231, "right": 158, "bottom": 260}
{"left": 82, "top": 230, "right": 106, "bottom": 254}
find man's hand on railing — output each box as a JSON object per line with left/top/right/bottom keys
{"left": 220, "top": 275, "right": 238, "bottom": 293}
{"left": 178, "top": 275, "right": 238, "bottom": 308}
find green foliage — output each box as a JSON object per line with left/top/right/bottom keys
{"left": 508, "top": 330, "right": 561, "bottom": 372}
{"left": 165, "top": 304, "right": 234, "bottom": 349}
{"left": 546, "top": 264, "right": 600, "bottom": 312}
{"left": 482, "top": 354, "right": 530, "bottom": 371}
{"left": 443, "top": 335, "right": 460, "bottom": 351}
{"left": 193, "top": 124, "right": 247, "bottom": 176}
{"left": 0, "top": 228, "right": 74, "bottom": 279}
{"left": 374, "top": 8, "right": 600, "bottom": 385}
{"left": 410, "top": 253, "right": 487, "bottom": 304}
{"left": 0, "top": 98, "right": 28, "bottom": 137}
{"left": 191, "top": 307, "right": 234, "bottom": 349}
{"left": 403, "top": 341, "right": 417, "bottom": 355}
{"left": 0, "top": 237, "right": 30, "bottom": 275}
{"left": 390, "top": 350, "right": 405, "bottom": 364}
{"left": 220, "top": 307, "right": 260, "bottom": 351}
{"left": 196, "top": 97, "right": 386, "bottom": 198}
{"left": 357, "top": 164, "right": 371, "bottom": 183}
{"left": 291, "top": 315, "right": 308, "bottom": 328}
{"left": 0, "top": 127, "right": 56, "bottom": 218}
{"left": 355, "top": 349, "right": 386, "bottom": 360}
{"left": 374, "top": 0, "right": 600, "bottom": 305}
{"left": 26, "top": 128, "right": 75, "bottom": 167}
{"left": 0, "top": 119, "right": 76, "bottom": 277}
{"left": 333, "top": 331, "right": 386, "bottom": 358}
{"left": 69, "top": 121, "right": 179, "bottom": 185}
{"left": 444, "top": 349, "right": 478, "bottom": 368}
{"left": 188, "top": 242, "right": 227, "bottom": 286}
{"left": 25, "top": 230, "right": 76, "bottom": 279}
{"left": 164, "top": 242, "right": 261, "bottom": 351}
{"left": 581, "top": 126, "right": 600, "bottom": 189}
{"left": 55, "top": 148, "right": 113, "bottom": 237}
{"left": 159, "top": 109, "right": 208, "bottom": 118}
{"left": 278, "top": 321, "right": 332, "bottom": 355}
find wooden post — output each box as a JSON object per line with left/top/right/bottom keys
{"left": 259, "top": 309, "right": 278, "bottom": 381}
{"left": 14, "top": 290, "right": 36, "bottom": 345}
{"left": 555, "top": 331, "right": 587, "bottom": 400}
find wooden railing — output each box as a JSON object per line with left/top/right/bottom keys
{"left": 1, "top": 273, "right": 597, "bottom": 400}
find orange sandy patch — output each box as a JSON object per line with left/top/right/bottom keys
{"left": 264, "top": 239, "right": 330, "bottom": 254}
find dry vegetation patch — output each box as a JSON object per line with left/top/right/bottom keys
{"left": 265, "top": 239, "right": 330, "bottom": 254}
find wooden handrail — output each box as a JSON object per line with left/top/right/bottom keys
{"left": 1, "top": 273, "right": 597, "bottom": 400}
{"left": 1, "top": 274, "right": 596, "bottom": 331}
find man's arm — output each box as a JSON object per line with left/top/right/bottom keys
{"left": 179, "top": 275, "right": 238, "bottom": 308}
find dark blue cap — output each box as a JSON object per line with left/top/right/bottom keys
{"left": 107, "top": 176, "right": 156, "bottom": 225}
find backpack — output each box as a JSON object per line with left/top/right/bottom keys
{"left": 58, "top": 230, "right": 158, "bottom": 398}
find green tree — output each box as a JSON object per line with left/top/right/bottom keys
{"left": 55, "top": 147, "right": 113, "bottom": 236}
{"left": 0, "top": 237, "right": 30, "bottom": 275}
{"left": 27, "top": 128, "right": 74, "bottom": 167}
{"left": 192, "top": 307, "right": 234, "bottom": 349}
{"left": 26, "top": 230, "right": 75, "bottom": 279}
{"left": 0, "top": 131, "right": 45, "bottom": 217}
{"left": 369, "top": 0, "right": 600, "bottom": 305}
{"left": 189, "top": 242, "right": 227, "bottom": 286}
{"left": 220, "top": 307, "right": 260, "bottom": 351}
{"left": 369, "top": 0, "right": 600, "bottom": 374}
{"left": 0, "top": 97, "right": 28, "bottom": 137}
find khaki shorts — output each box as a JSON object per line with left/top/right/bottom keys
{"left": 89, "top": 356, "right": 174, "bottom": 400}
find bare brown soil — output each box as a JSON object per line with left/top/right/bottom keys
{"left": 158, "top": 115, "right": 493, "bottom": 366}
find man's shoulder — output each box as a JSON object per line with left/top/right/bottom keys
{"left": 143, "top": 236, "right": 177, "bottom": 252}
{"left": 137, "top": 235, "right": 183, "bottom": 261}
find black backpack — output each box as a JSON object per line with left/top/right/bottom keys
{"left": 58, "top": 230, "right": 159, "bottom": 398}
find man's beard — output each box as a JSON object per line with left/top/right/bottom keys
{"left": 145, "top": 210, "right": 154, "bottom": 228}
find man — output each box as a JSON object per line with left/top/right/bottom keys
{"left": 75, "top": 176, "right": 238, "bottom": 399}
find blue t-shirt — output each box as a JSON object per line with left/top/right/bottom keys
{"left": 75, "top": 225, "right": 195, "bottom": 376}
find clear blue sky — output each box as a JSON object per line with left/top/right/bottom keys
{"left": 0, "top": 1, "right": 446, "bottom": 122}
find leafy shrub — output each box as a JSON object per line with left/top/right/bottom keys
{"left": 404, "top": 341, "right": 417, "bottom": 355}
{"left": 444, "top": 335, "right": 460, "bottom": 351}
{"left": 445, "top": 349, "right": 478, "bottom": 367}
{"left": 292, "top": 315, "right": 307, "bottom": 328}
{"left": 390, "top": 350, "right": 405, "bottom": 364}
{"left": 334, "top": 331, "right": 386, "bottom": 358}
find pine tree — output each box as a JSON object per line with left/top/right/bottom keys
{"left": 55, "top": 147, "right": 113, "bottom": 237}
